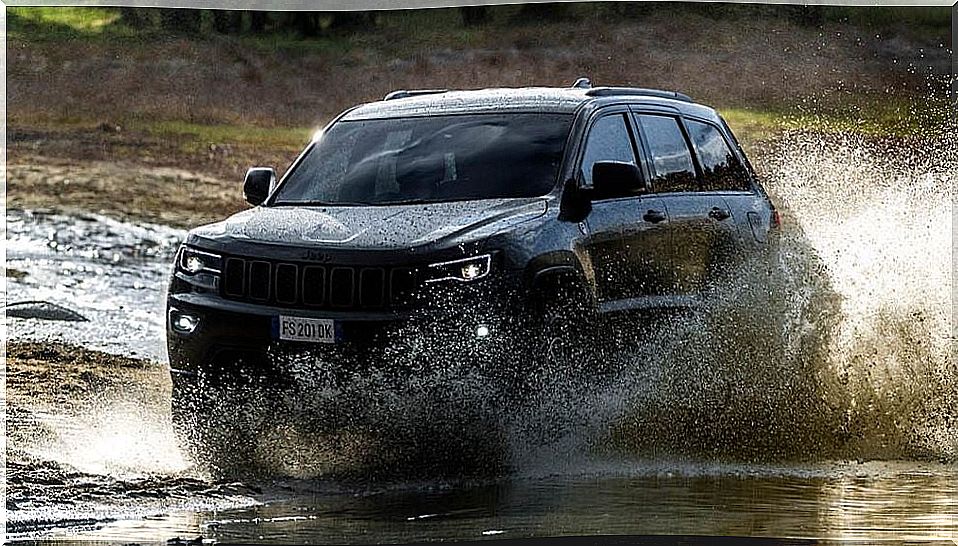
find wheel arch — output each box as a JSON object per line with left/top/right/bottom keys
{"left": 523, "top": 252, "right": 596, "bottom": 312}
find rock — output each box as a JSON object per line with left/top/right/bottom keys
{"left": 5, "top": 301, "right": 88, "bottom": 322}
{"left": 6, "top": 268, "right": 28, "bottom": 281}
{"left": 97, "top": 121, "right": 122, "bottom": 133}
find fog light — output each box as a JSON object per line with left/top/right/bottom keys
{"left": 184, "top": 255, "right": 205, "bottom": 274}
{"left": 172, "top": 312, "right": 199, "bottom": 334}
{"left": 476, "top": 325, "right": 490, "bottom": 338}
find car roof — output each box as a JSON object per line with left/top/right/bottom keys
{"left": 341, "top": 86, "right": 720, "bottom": 122}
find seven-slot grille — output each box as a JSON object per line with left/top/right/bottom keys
{"left": 221, "top": 256, "right": 419, "bottom": 309}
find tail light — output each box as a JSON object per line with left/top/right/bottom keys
{"left": 770, "top": 208, "right": 781, "bottom": 229}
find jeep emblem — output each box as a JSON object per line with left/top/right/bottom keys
{"left": 303, "top": 250, "right": 332, "bottom": 262}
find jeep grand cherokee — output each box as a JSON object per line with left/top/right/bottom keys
{"left": 167, "top": 80, "right": 778, "bottom": 465}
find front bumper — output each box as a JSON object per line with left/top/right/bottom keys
{"left": 166, "top": 273, "right": 526, "bottom": 375}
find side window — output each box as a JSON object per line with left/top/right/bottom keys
{"left": 686, "top": 120, "right": 751, "bottom": 191}
{"left": 580, "top": 114, "right": 637, "bottom": 186}
{"left": 635, "top": 114, "right": 696, "bottom": 193}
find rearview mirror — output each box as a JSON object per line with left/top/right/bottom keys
{"left": 591, "top": 161, "right": 643, "bottom": 201}
{"left": 243, "top": 167, "right": 276, "bottom": 206}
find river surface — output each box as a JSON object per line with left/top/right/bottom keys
{"left": 4, "top": 128, "right": 957, "bottom": 543}
{"left": 13, "top": 461, "right": 958, "bottom": 543}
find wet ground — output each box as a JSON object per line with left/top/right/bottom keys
{"left": 5, "top": 127, "right": 957, "bottom": 543}
{"left": 5, "top": 208, "right": 184, "bottom": 360}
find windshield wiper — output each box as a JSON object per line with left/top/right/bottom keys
{"left": 274, "top": 198, "right": 438, "bottom": 207}
{"left": 375, "top": 198, "right": 436, "bottom": 206}
{"left": 272, "top": 200, "right": 375, "bottom": 207}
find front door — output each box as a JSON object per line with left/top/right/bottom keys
{"left": 580, "top": 111, "right": 672, "bottom": 304}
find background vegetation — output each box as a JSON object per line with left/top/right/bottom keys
{"left": 8, "top": 3, "right": 952, "bottom": 224}
{"left": 10, "top": 3, "right": 950, "bottom": 42}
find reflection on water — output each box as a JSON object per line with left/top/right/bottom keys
{"left": 49, "top": 460, "right": 958, "bottom": 543}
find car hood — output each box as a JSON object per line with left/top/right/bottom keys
{"left": 189, "top": 198, "right": 548, "bottom": 251}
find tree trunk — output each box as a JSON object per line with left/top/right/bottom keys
{"left": 119, "top": 8, "right": 148, "bottom": 29}
{"left": 460, "top": 6, "right": 490, "bottom": 26}
{"left": 249, "top": 11, "right": 267, "bottom": 33}
{"left": 791, "top": 5, "right": 825, "bottom": 27}
{"left": 290, "top": 12, "right": 322, "bottom": 37}
{"left": 515, "top": 3, "right": 567, "bottom": 23}
{"left": 160, "top": 9, "right": 201, "bottom": 33}
{"left": 326, "top": 11, "right": 376, "bottom": 31}
{"left": 213, "top": 10, "right": 243, "bottom": 34}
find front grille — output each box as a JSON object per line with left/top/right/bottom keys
{"left": 220, "top": 255, "right": 419, "bottom": 310}
{"left": 329, "top": 267, "right": 355, "bottom": 307}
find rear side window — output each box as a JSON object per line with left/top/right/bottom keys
{"left": 686, "top": 119, "right": 751, "bottom": 191}
{"left": 635, "top": 114, "right": 696, "bottom": 193}
{"left": 580, "top": 114, "right": 637, "bottom": 186}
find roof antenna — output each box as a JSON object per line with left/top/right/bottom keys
{"left": 571, "top": 77, "right": 592, "bottom": 89}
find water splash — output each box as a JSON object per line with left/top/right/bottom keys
{"left": 764, "top": 123, "right": 956, "bottom": 460}
{"left": 219, "top": 110, "right": 957, "bottom": 476}
{"left": 27, "top": 399, "right": 189, "bottom": 477}
{"left": 591, "top": 105, "right": 957, "bottom": 462}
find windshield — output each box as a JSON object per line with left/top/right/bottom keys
{"left": 271, "top": 113, "right": 573, "bottom": 206}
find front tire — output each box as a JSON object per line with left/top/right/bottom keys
{"left": 525, "top": 281, "right": 598, "bottom": 377}
{"left": 171, "top": 366, "right": 271, "bottom": 480}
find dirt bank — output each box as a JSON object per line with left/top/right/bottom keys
{"left": 10, "top": 8, "right": 950, "bottom": 181}
{"left": 5, "top": 342, "right": 261, "bottom": 536}
{"left": 5, "top": 341, "right": 173, "bottom": 476}
{"left": 7, "top": 156, "right": 245, "bottom": 229}
{"left": 10, "top": 11, "right": 946, "bottom": 130}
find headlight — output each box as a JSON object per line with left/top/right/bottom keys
{"left": 177, "top": 246, "right": 222, "bottom": 275}
{"left": 424, "top": 254, "right": 492, "bottom": 284}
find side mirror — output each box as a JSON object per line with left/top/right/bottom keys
{"left": 243, "top": 167, "right": 276, "bottom": 206}
{"left": 591, "top": 161, "right": 643, "bottom": 201}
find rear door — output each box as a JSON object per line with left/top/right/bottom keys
{"left": 684, "top": 117, "right": 768, "bottom": 248}
{"left": 579, "top": 110, "right": 670, "bottom": 304}
{"left": 632, "top": 112, "right": 738, "bottom": 295}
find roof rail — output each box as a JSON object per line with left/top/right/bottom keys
{"left": 585, "top": 87, "right": 694, "bottom": 103}
{"left": 571, "top": 77, "right": 592, "bottom": 89}
{"left": 383, "top": 89, "right": 449, "bottom": 101}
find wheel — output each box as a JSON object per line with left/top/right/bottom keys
{"left": 170, "top": 366, "right": 271, "bottom": 480}
{"left": 538, "top": 299, "right": 582, "bottom": 367}
{"left": 524, "top": 281, "right": 598, "bottom": 379}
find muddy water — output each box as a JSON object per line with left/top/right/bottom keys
{"left": 13, "top": 461, "right": 958, "bottom": 543}
{"left": 4, "top": 126, "right": 957, "bottom": 542}
{"left": 5, "top": 208, "right": 184, "bottom": 360}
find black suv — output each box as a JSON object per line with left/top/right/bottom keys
{"left": 167, "top": 81, "right": 778, "bottom": 459}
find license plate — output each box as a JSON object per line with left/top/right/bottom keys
{"left": 275, "top": 315, "right": 337, "bottom": 344}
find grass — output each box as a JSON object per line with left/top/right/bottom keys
{"left": 11, "top": 4, "right": 950, "bottom": 172}
{"left": 136, "top": 120, "right": 313, "bottom": 152}
{"left": 9, "top": 7, "right": 120, "bottom": 32}
{"left": 125, "top": 99, "right": 952, "bottom": 167}
{"left": 825, "top": 6, "right": 951, "bottom": 41}
{"left": 719, "top": 109, "right": 783, "bottom": 147}
{"left": 720, "top": 93, "right": 954, "bottom": 148}
{"left": 8, "top": 7, "right": 124, "bottom": 40}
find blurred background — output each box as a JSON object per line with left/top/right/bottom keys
{"left": 8, "top": 3, "right": 952, "bottom": 227}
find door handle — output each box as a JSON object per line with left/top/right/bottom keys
{"left": 708, "top": 207, "right": 731, "bottom": 221}
{"left": 643, "top": 209, "right": 667, "bottom": 223}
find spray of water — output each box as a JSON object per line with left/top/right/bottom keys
{"left": 583, "top": 99, "right": 956, "bottom": 463}
{"left": 764, "top": 124, "right": 956, "bottom": 460}
{"left": 27, "top": 399, "right": 189, "bottom": 477}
